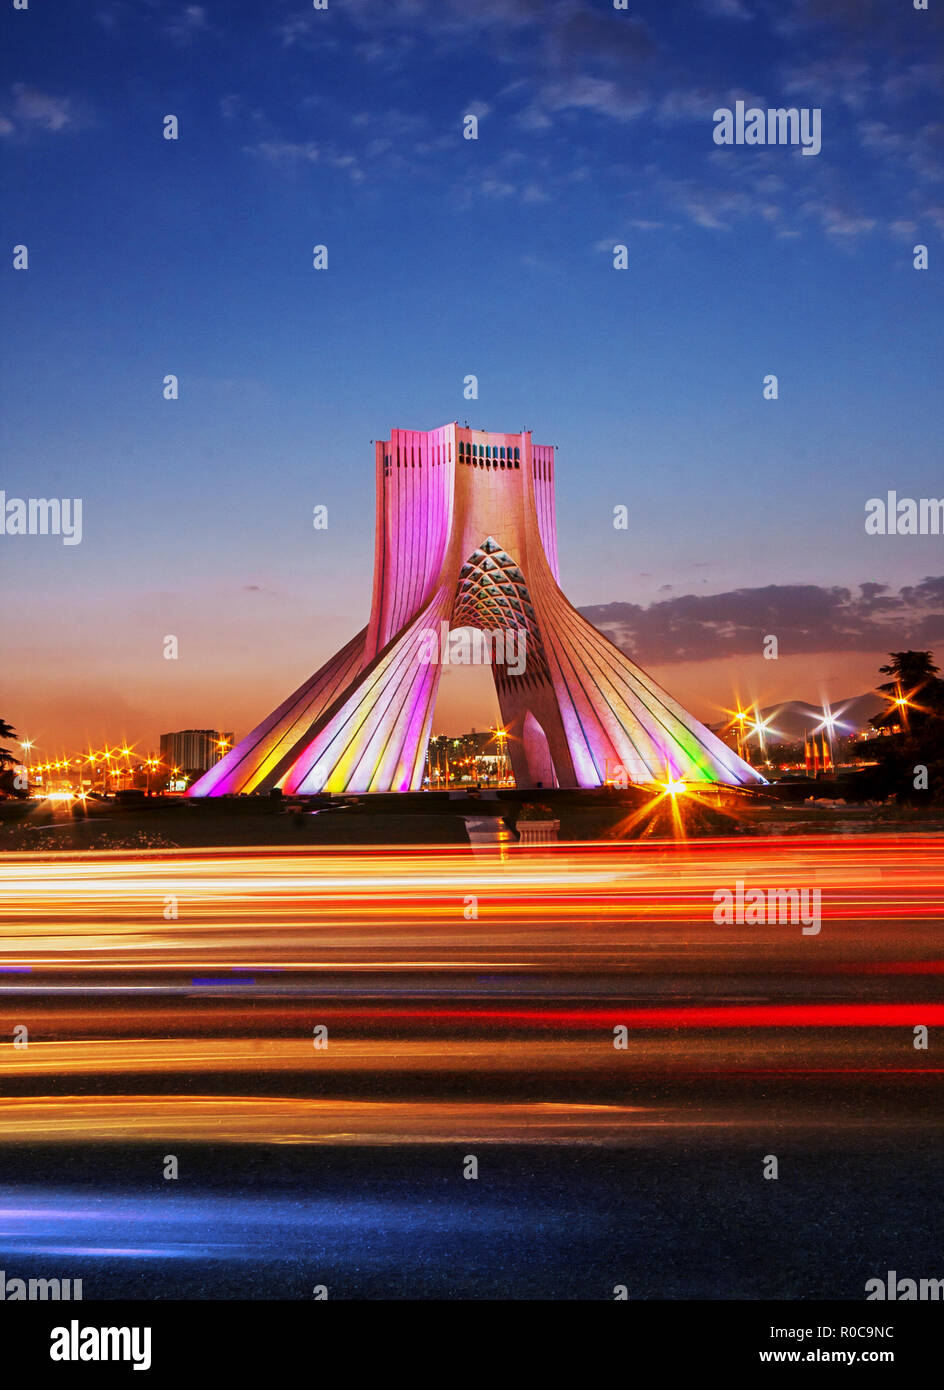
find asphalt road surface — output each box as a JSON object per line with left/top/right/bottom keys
{"left": 1, "top": 835, "right": 941, "bottom": 1297}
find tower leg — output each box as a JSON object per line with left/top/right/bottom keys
{"left": 188, "top": 628, "right": 367, "bottom": 796}
{"left": 282, "top": 585, "right": 454, "bottom": 794}
{"left": 527, "top": 570, "right": 764, "bottom": 787}
{"left": 496, "top": 677, "right": 580, "bottom": 790}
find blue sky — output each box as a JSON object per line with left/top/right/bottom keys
{"left": 1, "top": 0, "right": 942, "bottom": 750}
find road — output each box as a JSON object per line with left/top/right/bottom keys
{"left": 0, "top": 834, "right": 942, "bottom": 1297}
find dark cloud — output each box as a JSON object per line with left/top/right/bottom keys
{"left": 548, "top": 9, "right": 656, "bottom": 69}
{"left": 580, "top": 576, "right": 944, "bottom": 664}
{"left": 789, "top": 0, "right": 885, "bottom": 29}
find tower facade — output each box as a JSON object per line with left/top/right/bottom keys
{"left": 189, "top": 424, "right": 763, "bottom": 796}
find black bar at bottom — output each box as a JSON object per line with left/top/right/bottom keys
{"left": 4, "top": 1300, "right": 938, "bottom": 1375}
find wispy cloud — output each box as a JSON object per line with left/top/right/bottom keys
{"left": 701, "top": 0, "right": 754, "bottom": 19}
{"left": 782, "top": 54, "right": 872, "bottom": 111}
{"left": 0, "top": 85, "right": 76, "bottom": 137}
{"left": 104, "top": 0, "right": 941, "bottom": 256}
{"left": 96, "top": 0, "right": 211, "bottom": 44}
{"left": 245, "top": 141, "right": 320, "bottom": 167}
{"left": 536, "top": 75, "right": 649, "bottom": 123}
{"left": 165, "top": 4, "right": 209, "bottom": 45}
{"left": 799, "top": 196, "right": 876, "bottom": 239}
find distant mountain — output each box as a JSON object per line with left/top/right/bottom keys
{"left": 710, "top": 694, "right": 886, "bottom": 743}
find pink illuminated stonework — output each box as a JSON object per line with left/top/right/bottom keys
{"left": 189, "top": 424, "right": 763, "bottom": 795}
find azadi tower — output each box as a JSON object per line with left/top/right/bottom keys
{"left": 189, "top": 424, "right": 763, "bottom": 795}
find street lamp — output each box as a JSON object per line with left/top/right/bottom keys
{"left": 19, "top": 739, "right": 33, "bottom": 787}
{"left": 491, "top": 725, "right": 510, "bottom": 784}
{"left": 747, "top": 711, "right": 776, "bottom": 763}
{"left": 723, "top": 706, "right": 751, "bottom": 759}
{"left": 813, "top": 704, "right": 849, "bottom": 767}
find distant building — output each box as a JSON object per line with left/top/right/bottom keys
{"left": 426, "top": 730, "right": 509, "bottom": 787}
{"left": 159, "top": 730, "right": 233, "bottom": 773}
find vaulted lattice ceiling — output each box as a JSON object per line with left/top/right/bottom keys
{"left": 451, "top": 537, "right": 549, "bottom": 685}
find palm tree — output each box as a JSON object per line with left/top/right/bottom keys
{"left": 0, "top": 717, "right": 26, "bottom": 798}
{"left": 862, "top": 652, "right": 944, "bottom": 804}
{"left": 0, "top": 718, "right": 19, "bottom": 766}
{"left": 871, "top": 652, "right": 944, "bottom": 732}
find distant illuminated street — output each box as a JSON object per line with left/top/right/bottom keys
{"left": 1, "top": 834, "right": 942, "bottom": 1297}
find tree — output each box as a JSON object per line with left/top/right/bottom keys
{"left": 0, "top": 718, "right": 27, "bottom": 799}
{"left": 871, "top": 651, "right": 944, "bottom": 733}
{"left": 865, "top": 652, "right": 944, "bottom": 803}
{"left": 0, "top": 718, "right": 19, "bottom": 767}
